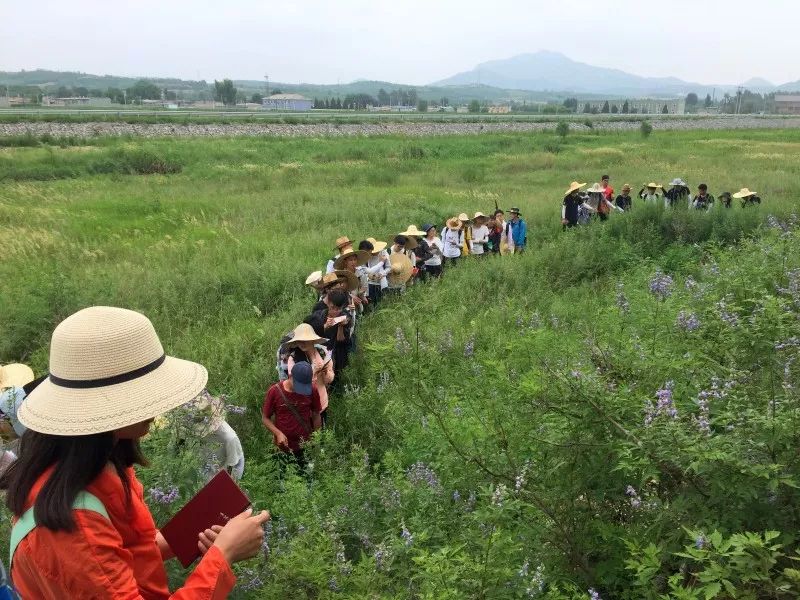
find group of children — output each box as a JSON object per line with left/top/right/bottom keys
{"left": 562, "top": 175, "right": 763, "bottom": 228}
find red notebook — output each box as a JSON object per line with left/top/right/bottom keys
{"left": 160, "top": 470, "right": 252, "bottom": 567}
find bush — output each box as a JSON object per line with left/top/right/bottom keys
{"left": 640, "top": 120, "right": 653, "bottom": 138}
{"left": 555, "top": 121, "right": 569, "bottom": 138}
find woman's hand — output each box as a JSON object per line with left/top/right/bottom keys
{"left": 273, "top": 431, "right": 289, "bottom": 449}
{"left": 198, "top": 525, "right": 223, "bottom": 555}
{"left": 213, "top": 508, "right": 271, "bottom": 564}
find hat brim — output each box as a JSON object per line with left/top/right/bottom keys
{"left": 334, "top": 250, "right": 370, "bottom": 270}
{"left": 733, "top": 190, "right": 756, "bottom": 198}
{"left": 293, "top": 380, "right": 313, "bottom": 396}
{"left": 286, "top": 335, "right": 328, "bottom": 348}
{"left": 18, "top": 356, "right": 208, "bottom": 436}
{"left": 0, "top": 364, "right": 35, "bottom": 389}
{"left": 565, "top": 183, "right": 587, "bottom": 195}
{"left": 370, "top": 241, "right": 388, "bottom": 254}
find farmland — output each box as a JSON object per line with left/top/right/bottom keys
{"left": 3, "top": 128, "right": 800, "bottom": 598}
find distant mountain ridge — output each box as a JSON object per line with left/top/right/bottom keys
{"left": 433, "top": 51, "right": 800, "bottom": 96}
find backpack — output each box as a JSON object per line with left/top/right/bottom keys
{"left": 9, "top": 491, "right": 109, "bottom": 572}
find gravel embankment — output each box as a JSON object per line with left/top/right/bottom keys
{"left": 2, "top": 117, "right": 800, "bottom": 138}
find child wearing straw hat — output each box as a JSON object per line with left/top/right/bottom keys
{"left": 326, "top": 236, "right": 355, "bottom": 274}
{"left": 458, "top": 213, "right": 472, "bottom": 256}
{"left": 363, "top": 237, "right": 390, "bottom": 306}
{"left": 615, "top": 184, "right": 633, "bottom": 211}
{"left": 470, "top": 212, "right": 490, "bottom": 256}
{"left": 562, "top": 181, "right": 587, "bottom": 229}
{"left": 442, "top": 217, "right": 464, "bottom": 265}
{"left": 640, "top": 183, "right": 664, "bottom": 205}
{"left": 285, "top": 323, "right": 334, "bottom": 424}
{"left": 0, "top": 306, "right": 269, "bottom": 598}
{"left": 733, "top": 188, "right": 761, "bottom": 207}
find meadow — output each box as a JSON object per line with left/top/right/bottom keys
{"left": 2, "top": 128, "right": 800, "bottom": 598}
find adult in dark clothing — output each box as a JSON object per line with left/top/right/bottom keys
{"left": 561, "top": 181, "right": 587, "bottom": 229}
{"left": 305, "top": 289, "right": 352, "bottom": 377}
{"left": 615, "top": 184, "right": 633, "bottom": 211}
{"left": 665, "top": 178, "right": 691, "bottom": 209}
{"left": 692, "top": 183, "right": 715, "bottom": 210}
{"left": 718, "top": 192, "right": 733, "bottom": 208}
{"left": 733, "top": 188, "right": 761, "bottom": 207}
{"left": 487, "top": 211, "right": 503, "bottom": 254}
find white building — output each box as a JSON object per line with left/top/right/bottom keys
{"left": 262, "top": 93, "right": 313, "bottom": 111}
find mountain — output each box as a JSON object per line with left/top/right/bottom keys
{"left": 776, "top": 80, "right": 800, "bottom": 93}
{"left": 740, "top": 77, "right": 775, "bottom": 91}
{"left": 435, "top": 51, "right": 716, "bottom": 97}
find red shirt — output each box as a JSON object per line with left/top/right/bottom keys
{"left": 602, "top": 184, "right": 614, "bottom": 201}
{"left": 263, "top": 381, "right": 321, "bottom": 451}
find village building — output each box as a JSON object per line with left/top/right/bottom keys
{"left": 262, "top": 93, "right": 313, "bottom": 111}
{"left": 774, "top": 95, "right": 800, "bottom": 115}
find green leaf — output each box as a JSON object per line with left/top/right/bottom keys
{"left": 704, "top": 582, "right": 722, "bottom": 599}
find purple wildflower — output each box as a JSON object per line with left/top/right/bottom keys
{"left": 452, "top": 490, "right": 461, "bottom": 502}
{"left": 645, "top": 381, "right": 678, "bottom": 425}
{"left": 328, "top": 577, "right": 339, "bottom": 591}
{"left": 676, "top": 310, "right": 701, "bottom": 331}
{"left": 716, "top": 297, "right": 739, "bottom": 327}
{"left": 588, "top": 588, "right": 601, "bottom": 600}
{"left": 374, "top": 544, "right": 390, "bottom": 571}
{"left": 464, "top": 336, "right": 475, "bottom": 358}
{"left": 615, "top": 283, "right": 630, "bottom": 314}
{"left": 695, "top": 391, "right": 711, "bottom": 435}
{"left": 401, "top": 524, "right": 413, "bottom": 547}
{"left": 149, "top": 485, "right": 179, "bottom": 504}
{"left": 695, "top": 534, "right": 707, "bottom": 549}
{"left": 440, "top": 330, "right": 454, "bottom": 352}
{"left": 685, "top": 276, "right": 697, "bottom": 290}
{"left": 225, "top": 403, "right": 246, "bottom": 415}
{"left": 406, "top": 462, "right": 441, "bottom": 492}
{"left": 466, "top": 491, "right": 477, "bottom": 512}
{"left": 491, "top": 483, "right": 508, "bottom": 507}
{"left": 395, "top": 328, "right": 410, "bottom": 353}
{"left": 625, "top": 485, "right": 642, "bottom": 509}
{"left": 649, "top": 270, "right": 673, "bottom": 301}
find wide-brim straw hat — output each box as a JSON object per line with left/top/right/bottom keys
{"left": 285, "top": 323, "right": 328, "bottom": 348}
{"left": 473, "top": 212, "right": 488, "bottom": 222}
{"left": 366, "top": 237, "right": 388, "bottom": 254}
{"left": 669, "top": 178, "right": 687, "bottom": 187}
{"left": 334, "top": 236, "right": 352, "bottom": 251}
{"left": 457, "top": 213, "right": 470, "bottom": 223}
{"left": 446, "top": 217, "right": 461, "bottom": 229}
{"left": 733, "top": 187, "right": 756, "bottom": 198}
{"left": 305, "top": 270, "right": 323, "bottom": 287}
{"left": 622, "top": 184, "right": 631, "bottom": 191}
{"left": 388, "top": 253, "right": 413, "bottom": 286}
{"left": 18, "top": 306, "right": 207, "bottom": 436}
{"left": 0, "top": 363, "right": 34, "bottom": 390}
{"left": 586, "top": 183, "right": 605, "bottom": 194}
{"left": 321, "top": 270, "right": 359, "bottom": 292}
{"left": 334, "top": 246, "right": 370, "bottom": 270}
{"left": 565, "top": 181, "right": 587, "bottom": 195}
{"left": 645, "top": 182, "right": 663, "bottom": 189}
{"left": 400, "top": 225, "right": 425, "bottom": 238}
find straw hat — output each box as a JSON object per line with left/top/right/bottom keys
{"left": 0, "top": 363, "right": 34, "bottom": 390}
{"left": 400, "top": 225, "right": 425, "bottom": 238}
{"left": 458, "top": 213, "right": 470, "bottom": 223}
{"left": 645, "top": 182, "right": 663, "bottom": 189}
{"left": 669, "top": 178, "right": 687, "bottom": 187}
{"left": 388, "top": 253, "right": 413, "bottom": 286}
{"left": 508, "top": 207, "right": 522, "bottom": 215}
{"left": 305, "top": 270, "right": 323, "bottom": 287}
{"left": 334, "top": 236, "right": 352, "bottom": 250}
{"left": 334, "top": 246, "right": 370, "bottom": 270}
{"left": 366, "top": 237, "right": 388, "bottom": 253}
{"left": 564, "top": 181, "right": 587, "bottom": 195}
{"left": 622, "top": 184, "right": 631, "bottom": 192}
{"left": 285, "top": 323, "right": 328, "bottom": 348}
{"left": 321, "top": 270, "right": 359, "bottom": 292}
{"left": 446, "top": 217, "right": 461, "bottom": 230}
{"left": 473, "top": 212, "right": 488, "bottom": 222}
{"left": 732, "top": 187, "right": 756, "bottom": 198}
{"left": 586, "top": 183, "right": 605, "bottom": 194}
{"left": 18, "top": 306, "right": 207, "bottom": 436}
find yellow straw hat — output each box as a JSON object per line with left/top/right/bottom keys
{"left": 285, "top": 323, "right": 328, "bottom": 348}
{"left": 321, "top": 270, "right": 359, "bottom": 292}
{"left": 446, "top": 217, "right": 461, "bottom": 230}
{"left": 565, "top": 181, "right": 587, "bottom": 195}
{"left": 18, "top": 306, "right": 207, "bottom": 436}
{"left": 0, "top": 363, "right": 34, "bottom": 390}
{"left": 388, "top": 253, "right": 413, "bottom": 286}
{"left": 732, "top": 188, "right": 756, "bottom": 198}
{"left": 458, "top": 213, "right": 470, "bottom": 223}
{"left": 305, "top": 270, "right": 323, "bottom": 287}
{"left": 334, "top": 246, "right": 370, "bottom": 270}
{"left": 366, "top": 237, "right": 388, "bottom": 254}
{"left": 400, "top": 225, "right": 425, "bottom": 237}
{"left": 586, "top": 183, "right": 605, "bottom": 194}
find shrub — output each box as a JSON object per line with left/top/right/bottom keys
{"left": 555, "top": 121, "right": 569, "bottom": 138}
{"left": 640, "top": 120, "right": 653, "bottom": 138}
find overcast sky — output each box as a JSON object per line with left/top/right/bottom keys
{"left": 2, "top": 0, "right": 797, "bottom": 86}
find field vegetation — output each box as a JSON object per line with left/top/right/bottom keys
{"left": 2, "top": 129, "right": 800, "bottom": 598}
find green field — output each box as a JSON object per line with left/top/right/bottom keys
{"left": 3, "top": 129, "right": 800, "bottom": 598}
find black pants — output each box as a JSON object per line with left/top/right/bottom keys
{"left": 425, "top": 264, "right": 443, "bottom": 278}
{"left": 368, "top": 284, "right": 383, "bottom": 305}
{"left": 444, "top": 256, "right": 460, "bottom": 267}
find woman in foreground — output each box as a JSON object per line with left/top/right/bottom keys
{"left": 0, "top": 306, "right": 269, "bottom": 599}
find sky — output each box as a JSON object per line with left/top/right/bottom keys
{"left": 1, "top": 0, "right": 798, "bottom": 86}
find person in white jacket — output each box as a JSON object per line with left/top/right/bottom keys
{"left": 442, "top": 217, "right": 464, "bottom": 265}
{"left": 470, "top": 212, "right": 490, "bottom": 256}
{"left": 363, "top": 238, "right": 391, "bottom": 305}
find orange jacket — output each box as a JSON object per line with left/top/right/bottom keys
{"left": 11, "top": 466, "right": 236, "bottom": 599}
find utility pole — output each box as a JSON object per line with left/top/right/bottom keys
{"left": 264, "top": 75, "right": 269, "bottom": 98}
{"left": 735, "top": 86, "right": 743, "bottom": 115}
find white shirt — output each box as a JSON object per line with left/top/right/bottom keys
{"left": 470, "top": 225, "right": 489, "bottom": 255}
{"left": 442, "top": 228, "right": 463, "bottom": 258}
{"left": 642, "top": 193, "right": 661, "bottom": 205}
{"left": 424, "top": 237, "right": 443, "bottom": 266}
{"left": 325, "top": 255, "right": 339, "bottom": 274}
{"left": 366, "top": 252, "right": 391, "bottom": 289}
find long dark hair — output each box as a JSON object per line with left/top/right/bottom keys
{"left": 0, "top": 430, "right": 147, "bottom": 531}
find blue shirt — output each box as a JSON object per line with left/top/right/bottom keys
{"left": 507, "top": 219, "right": 527, "bottom": 247}
{"left": 0, "top": 387, "right": 27, "bottom": 437}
